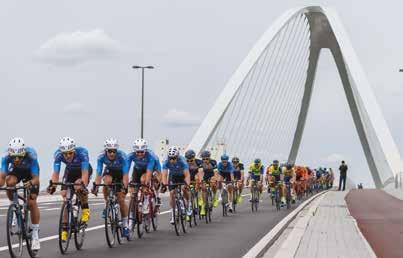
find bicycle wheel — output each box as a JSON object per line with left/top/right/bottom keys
{"left": 172, "top": 199, "right": 180, "bottom": 236}
{"left": 221, "top": 189, "right": 228, "bottom": 217}
{"left": 207, "top": 190, "right": 213, "bottom": 222}
{"left": 137, "top": 208, "right": 144, "bottom": 238}
{"left": 127, "top": 199, "right": 136, "bottom": 241}
{"left": 105, "top": 204, "right": 116, "bottom": 248}
{"left": 254, "top": 188, "right": 259, "bottom": 212}
{"left": 115, "top": 205, "right": 122, "bottom": 245}
{"left": 7, "top": 204, "right": 23, "bottom": 258}
{"left": 204, "top": 192, "right": 209, "bottom": 224}
{"left": 24, "top": 207, "right": 37, "bottom": 258}
{"left": 232, "top": 189, "right": 237, "bottom": 213}
{"left": 178, "top": 199, "right": 187, "bottom": 234}
{"left": 74, "top": 204, "right": 86, "bottom": 250}
{"left": 152, "top": 205, "right": 159, "bottom": 231}
{"left": 192, "top": 191, "right": 198, "bottom": 226}
{"left": 251, "top": 189, "right": 256, "bottom": 212}
{"left": 59, "top": 203, "right": 72, "bottom": 254}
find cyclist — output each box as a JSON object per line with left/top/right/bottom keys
{"left": 150, "top": 151, "right": 162, "bottom": 205}
{"left": 0, "top": 138, "right": 41, "bottom": 251}
{"left": 47, "top": 137, "right": 92, "bottom": 242}
{"left": 199, "top": 150, "right": 219, "bottom": 210}
{"left": 232, "top": 157, "right": 244, "bottom": 204}
{"left": 267, "top": 160, "right": 283, "bottom": 203}
{"left": 248, "top": 158, "right": 264, "bottom": 201}
{"left": 294, "top": 166, "right": 307, "bottom": 197}
{"left": 161, "top": 146, "right": 191, "bottom": 224}
{"left": 127, "top": 138, "right": 156, "bottom": 186}
{"left": 217, "top": 154, "right": 234, "bottom": 212}
{"left": 92, "top": 138, "right": 130, "bottom": 238}
{"left": 283, "top": 163, "right": 296, "bottom": 203}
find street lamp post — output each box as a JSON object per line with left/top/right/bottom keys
{"left": 132, "top": 65, "right": 154, "bottom": 138}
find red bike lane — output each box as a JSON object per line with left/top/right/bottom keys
{"left": 346, "top": 189, "right": 403, "bottom": 258}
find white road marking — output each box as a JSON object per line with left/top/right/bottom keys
{"left": 0, "top": 192, "right": 254, "bottom": 252}
{"left": 44, "top": 208, "right": 60, "bottom": 211}
{"left": 0, "top": 209, "right": 171, "bottom": 252}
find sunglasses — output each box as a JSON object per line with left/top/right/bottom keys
{"left": 186, "top": 158, "right": 195, "bottom": 162}
{"left": 169, "top": 157, "right": 177, "bottom": 161}
{"left": 136, "top": 151, "right": 145, "bottom": 155}
{"left": 107, "top": 149, "right": 117, "bottom": 154}
{"left": 202, "top": 158, "right": 210, "bottom": 161}
{"left": 62, "top": 151, "right": 74, "bottom": 156}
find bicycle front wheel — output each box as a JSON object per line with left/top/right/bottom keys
{"left": 59, "top": 203, "right": 72, "bottom": 254}
{"left": 74, "top": 204, "right": 86, "bottom": 250}
{"left": 105, "top": 204, "right": 117, "bottom": 248}
{"left": 7, "top": 204, "right": 23, "bottom": 258}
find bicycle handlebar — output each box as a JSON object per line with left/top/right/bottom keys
{"left": 93, "top": 182, "right": 124, "bottom": 187}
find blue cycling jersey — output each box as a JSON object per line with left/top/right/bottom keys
{"left": 127, "top": 151, "right": 156, "bottom": 172}
{"left": 53, "top": 146, "right": 90, "bottom": 173}
{"left": 0, "top": 147, "right": 40, "bottom": 176}
{"left": 162, "top": 156, "right": 189, "bottom": 177}
{"left": 217, "top": 162, "right": 234, "bottom": 175}
{"left": 149, "top": 150, "right": 161, "bottom": 172}
{"left": 96, "top": 150, "right": 129, "bottom": 176}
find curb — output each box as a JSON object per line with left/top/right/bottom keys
{"left": 242, "top": 190, "right": 329, "bottom": 258}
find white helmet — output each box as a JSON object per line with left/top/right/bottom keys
{"left": 168, "top": 146, "right": 179, "bottom": 158}
{"left": 8, "top": 137, "right": 26, "bottom": 156}
{"left": 104, "top": 138, "right": 119, "bottom": 150}
{"left": 133, "top": 138, "right": 148, "bottom": 152}
{"left": 59, "top": 137, "right": 76, "bottom": 153}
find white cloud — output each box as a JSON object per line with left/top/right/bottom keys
{"left": 324, "top": 153, "right": 345, "bottom": 163}
{"left": 163, "top": 108, "right": 200, "bottom": 127}
{"left": 34, "top": 29, "right": 122, "bottom": 66}
{"left": 63, "top": 102, "right": 87, "bottom": 113}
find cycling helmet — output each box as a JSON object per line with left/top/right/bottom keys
{"left": 273, "top": 160, "right": 279, "bottom": 165}
{"left": 200, "top": 150, "right": 211, "bottom": 159}
{"left": 221, "top": 154, "right": 229, "bottom": 161}
{"left": 232, "top": 157, "right": 240, "bottom": 163}
{"left": 8, "top": 137, "right": 26, "bottom": 156}
{"left": 104, "top": 138, "right": 119, "bottom": 150}
{"left": 59, "top": 137, "right": 76, "bottom": 153}
{"left": 286, "top": 163, "right": 293, "bottom": 170}
{"left": 133, "top": 138, "right": 148, "bottom": 152}
{"left": 185, "top": 149, "right": 196, "bottom": 159}
{"left": 168, "top": 146, "right": 179, "bottom": 158}
{"left": 254, "top": 158, "right": 261, "bottom": 164}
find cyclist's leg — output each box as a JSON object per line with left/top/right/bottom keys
{"left": 102, "top": 174, "right": 113, "bottom": 201}
{"left": 5, "top": 174, "right": 18, "bottom": 200}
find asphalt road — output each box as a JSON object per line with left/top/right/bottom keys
{"left": 0, "top": 192, "right": 302, "bottom": 258}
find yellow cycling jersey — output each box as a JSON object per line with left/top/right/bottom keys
{"left": 249, "top": 163, "right": 263, "bottom": 176}
{"left": 268, "top": 165, "right": 281, "bottom": 176}
{"left": 283, "top": 168, "right": 295, "bottom": 177}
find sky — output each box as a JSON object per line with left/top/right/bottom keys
{"left": 0, "top": 0, "right": 402, "bottom": 188}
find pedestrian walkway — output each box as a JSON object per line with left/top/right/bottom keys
{"left": 264, "top": 190, "right": 376, "bottom": 258}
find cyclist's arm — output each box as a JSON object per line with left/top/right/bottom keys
{"left": 51, "top": 158, "right": 61, "bottom": 183}
{"left": 122, "top": 174, "right": 129, "bottom": 189}
{"left": 0, "top": 156, "right": 8, "bottom": 186}
{"left": 161, "top": 168, "right": 168, "bottom": 186}
{"left": 0, "top": 172, "right": 5, "bottom": 186}
{"left": 184, "top": 169, "right": 190, "bottom": 185}
{"left": 122, "top": 155, "right": 129, "bottom": 189}
{"left": 94, "top": 156, "right": 104, "bottom": 185}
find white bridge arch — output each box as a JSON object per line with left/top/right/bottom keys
{"left": 187, "top": 5, "right": 401, "bottom": 188}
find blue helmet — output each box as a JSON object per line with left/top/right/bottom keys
{"left": 254, "top": 158, "right": 261, "bottom": 164}
{"left": 201, "top": 150, "right": 211, "bottom": 159}
{"left": 185, "top": 149, "right": 196, "bottom": 159}
{"left": 221, "top": 154, "right": 229, "bottom": 161}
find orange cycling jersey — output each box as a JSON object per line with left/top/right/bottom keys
{"left": 295, "top": 166, "right": 308, "bottom": 180}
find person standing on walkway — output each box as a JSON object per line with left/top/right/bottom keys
{"left": 338, "top": 161, "right": 348, "bottom": 191}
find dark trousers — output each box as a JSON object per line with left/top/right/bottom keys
{"left": 338, "top": 176, "right": 346, "bottom": 191}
